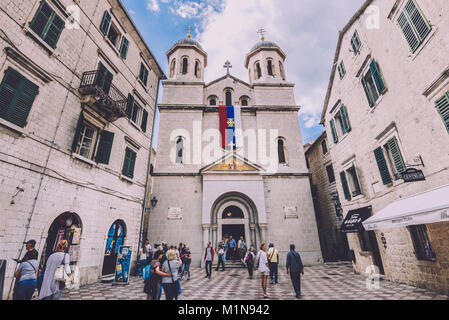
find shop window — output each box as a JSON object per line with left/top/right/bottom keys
{"left": 409, "top": 225, "right": 436, "bottom": 262}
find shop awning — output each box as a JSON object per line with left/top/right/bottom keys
{"left": 340, "top": 206, "right": 372, "bottom": 233}
{"left": 362, "top": 184, "right": 449, "bottom": 231}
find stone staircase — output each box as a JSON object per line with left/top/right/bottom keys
{"left": 213, "top": 259, "right": 246, "bottom": 269}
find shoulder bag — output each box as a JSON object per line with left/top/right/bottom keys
{"left": 54, "top": 253, "right": 70, "bottom": 282}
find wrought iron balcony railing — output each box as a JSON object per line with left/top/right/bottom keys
{"left": 79, "top": 70, "right": 127, "bottom": 121}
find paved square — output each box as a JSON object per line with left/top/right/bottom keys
{"left": 59, "top": 263, "right": 449, "bottom": 300}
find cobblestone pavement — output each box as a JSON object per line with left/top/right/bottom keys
{"left": 61, "top": 263, "right": 449, "bottom": 300}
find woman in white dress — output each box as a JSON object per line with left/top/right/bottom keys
{"left": 257, "top": 243, "right": 270, "bottom": 298}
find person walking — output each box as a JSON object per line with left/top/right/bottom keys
{"left": 238, "top": 236, "right": 246, "bottom": 262}
{"left": 38, "top": 240, "right": 74, "bottom": 300}
{"left": 203, "top": 242, "right": 214, "bottom": 279}
{"left": 13, "top": 249, "right": 38, "bottom": 300}
{"left": 180, "top": 247, "right": 191, "bottom": 280}
{"left": 137, "top": 243, "right": 148, "bottom": 277}
{"left": 143, "top": 250, "right": 170, "bottom": 300}
{"left": 256, "top": 243, "right": 270, "bottom": 298}
{"left": 286, "top": 244, "right": 305, "bottom": 298}
{"left": 243, "top": 247, "right": 255, "bottom": 279}
{"left": 228, "top": 236, "right": 236, "bottom": 262}
{"left": 267, "top": 243, "right": 279, "bottom": 284}
{"left": 161, "top": 250, "right": 181, "bottom": 300}
{"left": 215, "top": 245, "right": 225, "bottom": 271}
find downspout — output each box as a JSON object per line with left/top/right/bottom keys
{"left": 137, "top": 74, "right": 163, "bottom": 258}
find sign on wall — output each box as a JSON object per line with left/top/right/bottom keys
{"left": 402, "top": 168, "right": 425, "bottom": 183}
{"left": 114, "top": 246, "right": 132, "bottom": 285}
{"left": 284, "top": 206, "right": 298, "bottom": 219}
{"left": 168, "top": 207, "right": 183, "bottom": 220}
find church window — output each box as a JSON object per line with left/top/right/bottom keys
{"left": 225, "top": 91, "right": 232, "bottom": 106}
{"left": 242, "top": 99, "right": 248, "bottom": 106}
{"left": 279, "top": 62, "right": 285, "bottom": 80}
{"left": 240, "top": 96, "right": 249, "bottom": 106}
{"left": 222, "top": 206, "right": 244, "bottom": 219}
{"left": 182, "top": 58, "right": 188, "bottom": 75}
{"left": 170, "top": 59, "right": 176, "bottom": 78}
{"left": 256, "top": 63, "right": 262, "bottom": 79}
{"left": 176, "top": 137, "right": 183, "bottom": 164}
{"left": 267, "top": 59, "right": 274, "bottom": 76}
{"left": 194, "top": 61, "right": 200, "bottom": 78}
{"left": 278, "top": 138, "right": 287, "bottom": 164}
{"left": 210, "top": 99, "right": 216, "bottom": 106}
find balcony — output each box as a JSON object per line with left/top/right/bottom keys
{"left": 79, "top": 70, "right": 127, "bottom": 122}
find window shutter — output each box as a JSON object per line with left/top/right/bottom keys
{"left": 330, "top": 119, "right": 338, "bottom": 143}
{"left": 122, "top": 148, "right": 136, "bottom": 179}
{"left": 398, "top": 11, "right": 420, "bottom": 52}
{"left": 44, "top": 13, "right": 65, "bottom": 49}
{"left": 387, "top": 137, "right": 406, "bottom": 177}
{"left": 435, "top": 93, "right": 449, "bottom": 133}
{"left": 30, "top": 1, "right": 52, "bottom": 37}
{"left": 405, "top": 0, "right": 431, "bottom": 42}
{"left": 129, "top": 150, "right": 136, "bottom": 179}
{"left": 141, "top": 109, "right": 148, "bottom": 132}
{"left": 126, "top": 94, "right": 134, "bottom": 119}
{"left": 100, "top": 11, "right": 112, "bottom": 36}
{"left": 374, "top": 147, "right": 392, "bottom": 185}
{"left": 0, "top": 68, "right": 38, "bottom": 128}
{"left": 120, "top": 36, "right": 129, "bottom": 59}
{"left": 361, "top": 77, "right": 375, "bottom": 107}
{"left": 96, "top": 130, "right": 114, "bottom": 164}
{"left": 71, "top": 112, "right": 84, "bottom": 152}
{"left": 340, "top": 104, "right": 351, "bottom": 133}
{"left": 340, "top": 171, "right": 351, "bottom": 201}
{"left": 369, "top": 59, "right": 385, "bottom": 94}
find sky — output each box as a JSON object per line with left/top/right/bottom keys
{"left": 122, "top": 0, "right": 364, "bottom": 147}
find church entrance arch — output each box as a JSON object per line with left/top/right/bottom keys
{"left": 210, "top": 192, "right": 260, "bottom": 252}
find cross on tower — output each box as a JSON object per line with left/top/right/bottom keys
{"left": 257, "top": 28, "right": 266, "bottom": 41}
{"left": 223, "top": 60, "right": 232, "bottom": 75}
{"left": 186, "top": 25, "right": 193, "bottom": 38}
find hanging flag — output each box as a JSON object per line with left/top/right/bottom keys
{"left": 219, "top": 105, "right": 239, "bottom": 149}
{"left": 234, "top": 105, "right": 243, "bottom": 148}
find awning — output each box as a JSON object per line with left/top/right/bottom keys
{"left": 340, "top": 206, "right": 372, "bottom": 233}
{"left": 363, "top": 184, "right": 449, "bottom": 231}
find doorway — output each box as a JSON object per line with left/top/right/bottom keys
{"left": 102, "top": 220, "right": 126, "bottom": 276}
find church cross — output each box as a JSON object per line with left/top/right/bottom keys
{"left": 257, "top": 28, "right": 266, "bottom": 41}
{"left": 186, "top": 25, "right": 193, "bottom": 38}
{"left": 223, "top": 60, "right": 232, "bottom": 75}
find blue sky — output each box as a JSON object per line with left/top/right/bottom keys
{"left": 122, "top": 0, "right": 364, "bottom": 147}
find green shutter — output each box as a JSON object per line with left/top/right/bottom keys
{"left": 340, "top": 104, "right": 351, "bottom": 133}
{"left": 370, "top": 59, "right": 385, "bottom": 94}
{"left": 96, "top": 62, "right": 113, "bottom": 94}
{"left": 126, "top": 94, "right": 134, "bottom": 119}
{"left": 141, "top": 109, "right": 148, "bottom": 132}
{"left": 361, "top": 76, "right": 375, "bottom": 107}
{"left": 30, "top": 1, "right": 64, "bottom": 49}
{"left": 340, "top": 171, "right": 351, "bottom": 201}
{"left": 351, "top": 30, "right": 361, "bottom": 54}
{"left": 398, "top": 0, "right": 431, "bottom": 53}
{"left": 0, "top": 68, "right": 38, "bottom": 128}
{"left": 96, "top": 130, "right": 114, "bottom": 164}
{"left": 374, "top": 147, "right": 392, "bottom": 185}
{"left": 435, "top": 93, "right": 449, "bottom": 134}
{"left": 122, "top": 147, "right": 136, "bottom": 179}
{"left": 120, "top": 36, "right": 129, "bottom": 59}
{"left": 387, "top": 137, "right": 406, "bottom": 177}
{"left": 100, "top": 11, "right": 112, "bottom": 36}
{"left": 139, "top": 64, "right": 148, "bottom": 86}
{"left": 398, "top": 11, "right": 420, "bottom": 52}
{"left": 330, "top": 119, "right": 338, "bottom": 143}
{"left": 71, "top": 112, "right": 84, "bottom": 152}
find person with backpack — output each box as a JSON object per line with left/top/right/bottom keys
{"left": 286, "top": 244, "right": 305, "bottom": 298}
{"left": 143, "top": 250, "right": 170, "bottom": 300}
{"left": 267, "top": 243, "right": 279, "bottom": 284}
{"left": 243, "top": 245, "right": 255, "bottom": 279}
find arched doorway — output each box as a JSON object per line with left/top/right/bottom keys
{"left": 102, "top": 220, "right": 126, "bottom": 276}
{"left": 40, "top": 212, "right": 82, "bottom": 273}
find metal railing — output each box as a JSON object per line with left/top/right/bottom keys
{"left": 79, "top": 70, "right": 127, "bottom": 114}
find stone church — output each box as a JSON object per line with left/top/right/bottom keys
{"left": 148, "top": 34, "right": 322, "bottom": 266}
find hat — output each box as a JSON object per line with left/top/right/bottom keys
{"left": 24, "top": 240, "right": 36, "bottom": 246}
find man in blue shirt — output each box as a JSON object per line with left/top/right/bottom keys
{"left": 286, "top": 244, "right": 304, "bottom": 298}
{"left": 228, "top": 236, "right": 236, "bottom": 262}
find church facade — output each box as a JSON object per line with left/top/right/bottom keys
{"left": 148, "top": 35, "right": 322, "bottom": 267}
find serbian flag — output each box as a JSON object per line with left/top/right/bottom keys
{"left": 219, "top": 105, "right": 242, "bottom": 149}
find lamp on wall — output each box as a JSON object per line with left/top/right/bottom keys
{"left": 150, "top": 196, "right": 158, "bottom": 209}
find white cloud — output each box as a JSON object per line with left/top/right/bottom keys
{"left": 194, "top": 0, "right": 363, "bottom": 131}
{"left": 146, "top": 0, "right": 160, "bottom": 12}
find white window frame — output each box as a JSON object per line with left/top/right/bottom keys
{"left": 342, "top": 159, "right": 363, "bottom": 199}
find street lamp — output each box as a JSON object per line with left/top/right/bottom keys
{"left": 150, "top": 196, "right": 158, "bottom": 209}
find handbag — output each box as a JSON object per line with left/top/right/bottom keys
{"left": 54, "top": 253, "right": 70, "bottom": 282}
{"left": 142, "top": 261, "right": 156, "bottom": 280}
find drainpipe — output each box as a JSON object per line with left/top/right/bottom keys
{"left": 137, "top": 74, "right": 164, "bottom": 259}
